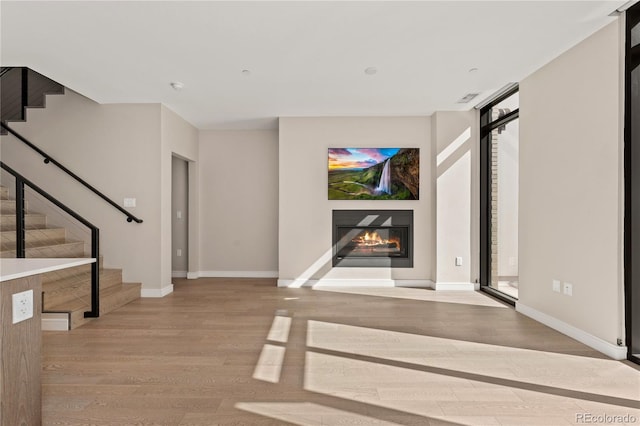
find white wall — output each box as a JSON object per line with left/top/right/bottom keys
{"left": 278, "top": 117, "right": 433, "bottom": 286}
{"left": 198, "top": 130, "right": 279, "bottom": 276}
{"left": 0, "top": 90, "right": 164, "bottom": 291}
{"left": 433, "top": 111, "right": 475, "bottom": 288}
{"left": 518, "top": 21, "right": 624, "bottom": 356}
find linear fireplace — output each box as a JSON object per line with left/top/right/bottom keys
{"left": 332, "top": 210, "right": 413, "bottom": 268}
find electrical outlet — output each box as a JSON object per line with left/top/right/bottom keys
{"left": 12, "top": 290, "right": 33, "bottom": 324}
{"left": 552, "top": 280, "right": 561, "bottom": 293}
{"left": 177, "top": 249, "right": 182, "bottom": 257}
{"left": 123, "top": 198, "right": 136, "bottom": 207}
{"left": 455, "top": 257, "right": 463, "bottom": 266}
{"left": 563, "top": 282, "right": 573, "bottom": 296}
{"left": 176, "top": 210, "right": 182, "bottom": 219}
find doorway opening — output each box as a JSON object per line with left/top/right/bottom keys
{"left": 172, "top": 155, "right": 189, "bottom": 278}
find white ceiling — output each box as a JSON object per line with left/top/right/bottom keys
{"left": 0, "top": 1, "right": 626, "bottom": 130}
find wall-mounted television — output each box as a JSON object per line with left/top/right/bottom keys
{"left": 328, "top": 148, "right": 419, "bottom": 200}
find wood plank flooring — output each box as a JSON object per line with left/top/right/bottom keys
{"left": 41, "top": 278, "right": 640, "bottom": 425}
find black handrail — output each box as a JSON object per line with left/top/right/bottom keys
{"left": 1, "top": 161, "right": 100, "bottom": 318}
{"left": 1, "top": 122, "right": 143, "bottom": 223}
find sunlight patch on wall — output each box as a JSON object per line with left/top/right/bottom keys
{"left": 286, "top": 215, "right": 382, "bottom": 288}
{"left": 437, "top": 127, "right": 471, "bottom": 167}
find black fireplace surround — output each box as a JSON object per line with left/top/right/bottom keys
{"left": 332, "top": 210, "right": 413, "bottom": 268}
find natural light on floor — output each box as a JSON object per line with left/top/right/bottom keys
{"left": 313, "top": 286, "right": 508, "bottom": 308}
{"left": 252, "top": 344, "right": 286, "bottom": 384}
{"left": 267, "top": 314, "right": 292, "bottom": 343}
{"left": 235, "top": 402, "right": 403, "bottom": 426}
{"left": 244, "top": 311, "right": 640, "bottom": 425}
{"left": 306, "top": 320, "right": 640, "bottom": 402}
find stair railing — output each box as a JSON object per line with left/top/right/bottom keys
{"left": 1, "top": 161, "right": 100, "bottom": 318}
{"left": 0, "top": 67, "right": 12, "bottom": 78}
{"left": 0, "top": 122, "right": 143, "bottom": 223}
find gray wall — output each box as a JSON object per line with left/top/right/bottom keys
{"left": 172, "top": 156, "right": 189, "bottom": 274}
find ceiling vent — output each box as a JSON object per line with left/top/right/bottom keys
{"left": 457, "top": 93, "right": 479, "bottom": 103}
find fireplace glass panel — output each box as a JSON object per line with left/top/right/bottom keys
{"left": 336, "top": 226, "right": 409, "bottom": 259}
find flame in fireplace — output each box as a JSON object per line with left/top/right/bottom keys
{"left": 364, "top": 232, "right": 381, "bottom": 243}
{"left": 352, "top": 232, "right": 401, "bottom": 250}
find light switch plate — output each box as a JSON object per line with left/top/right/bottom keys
{"left": 552, "top": 280, "right": 561, "bottom": 293}
{"left": 563, "top": 282, "right": 573, "bottom": 296}
{"left": 455, "top": 257, "right": 463, "bottom": 266}
{"left": 12, "top": 290, "right": 34, "bottom": 324}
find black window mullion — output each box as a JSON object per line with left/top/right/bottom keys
{"left": 479, "top": 85, "right": 519, "bottom": 306}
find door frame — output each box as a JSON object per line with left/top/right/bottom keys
{"left": 624, "top": 4, "right": 640, "bottom": 365}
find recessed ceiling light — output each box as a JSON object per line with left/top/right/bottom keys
{"left": 241, "top": 69, "right": 251, "bottom": 76}
{"left": 364, "top": 67, "right": 377, "bottom": 75}
{"left": 170, "top": 81, "right": 184, "bottom": 91}
{"left": 468, "top": 68, "right": 479, "bottom": 73}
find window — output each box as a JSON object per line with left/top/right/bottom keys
{"left": 480, "top": 86, "right": 519, "bottom": 303}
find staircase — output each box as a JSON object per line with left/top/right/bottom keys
{"left": 1, "top": 67, "right": 65, "bottom": 134}
{"left": 0, "top": 184, "right": 141, "bottom": 329}
{"left": 0, "top": 67, "right": 142, "bottom": 329}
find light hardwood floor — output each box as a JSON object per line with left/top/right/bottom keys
{"left": 42, "top": 278, "right": 640, "bottom": 425}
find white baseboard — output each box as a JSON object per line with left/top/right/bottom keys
{"left": 187, "top": 271, "right": 199, "bottom": 279}
{"left": 42, "top": 313, "right": 69, "bottom": 331}
{"left": 516, "top": 302, "right": 627, "bottom": 360}
{"left": 277, "top": 278, "right": 432, "bottom": 288}
{"left": 172, "top": 270, "right": 187, "bottom": 278}
{"left": 396, "top": 280, "right": 434, "bottom": 288}
{"left": 433, "top": 282, "right": 476, "bottom": 291}
{"left": 141, "top": 284, "right": 174, "bottom": 298}
{"left": 198, "top": 270, "right": 279, "bottom": 278}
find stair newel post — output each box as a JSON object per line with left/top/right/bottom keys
{"left": 21, "top": 67, "right": 28, "bottom": 121}
{"left": 86, "top": 227, "right": 100, "bottom": 318}
{"left": 15, "top": 177, "right": 26, "bottom": 258}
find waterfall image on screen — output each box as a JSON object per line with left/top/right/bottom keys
{"left": 375, "top": 159, "right": 391, "bottom": 194}
{"left": 328, "top": 148, "right": 419, "bottom": 200}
